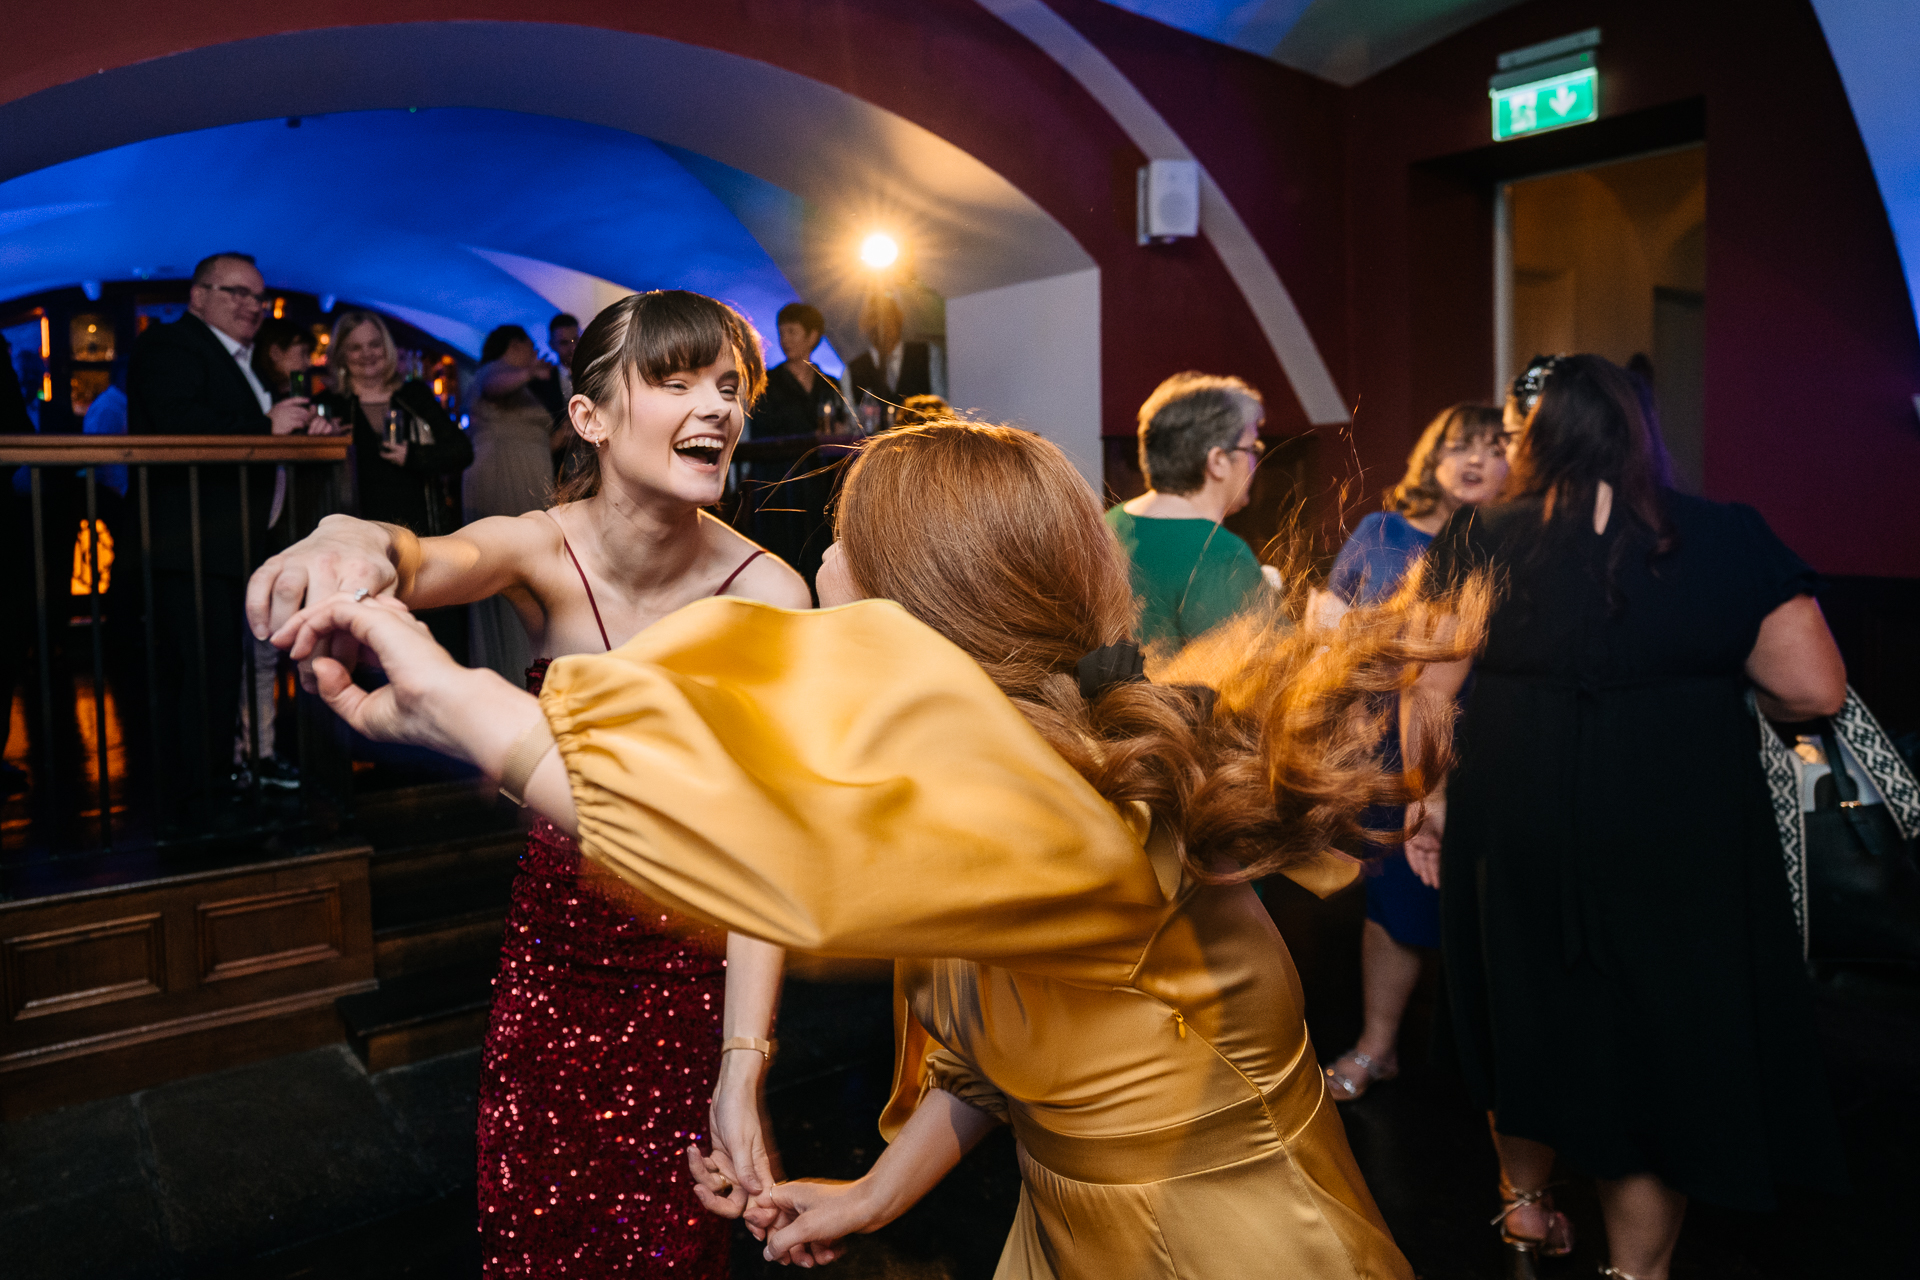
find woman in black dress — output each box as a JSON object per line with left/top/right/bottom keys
{"left": 1405, "top": 355, "right": 1848, "bottom": 1280}
{"left": 325, "top": 309, "right": 471, "bottom": 534}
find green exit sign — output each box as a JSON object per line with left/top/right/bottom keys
{"left": 1490, "top": 62, "right": 1598, "bottom": 141}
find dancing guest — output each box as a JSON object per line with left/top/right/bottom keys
{"left": 267, "top": 420, "right": 1488, "bottom": 1279}
{"left": 1405, "top": 355, "right": 1846, "bottom": 1280}
{"left": 324, "top": 310, "right": 469, "bottom": 535}
{"left": 1105, "top": 373, "right": 1268, "bottom": 649}
{"left": 128, "top": 252, "right": 312, "bottom": 828}
{"left": 1315, "top": 404, "right": 1507, "bottom": 1102}
{"left": 249, "top": 291, "right": 809, "bottom": 1278}
{"left": 464, "top": 324, "right": 566, "bottom": 681}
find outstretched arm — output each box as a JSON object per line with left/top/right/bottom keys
{"left": 271, "top": 591, "right": 578, "bottom": 827}
{"left": 248, "top": 512, "right": 550, "bottom": 650}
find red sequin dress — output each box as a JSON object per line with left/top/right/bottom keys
{"left": 475, "top": 537, "right": 766, "bottom": 1277}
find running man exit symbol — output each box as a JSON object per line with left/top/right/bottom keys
{"left": 1490, "top": 66, "right": 1598, "bottom": 141}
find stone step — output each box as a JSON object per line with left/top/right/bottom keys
{"left": 337, "top": 961, "right": 497, "bottom": 1073}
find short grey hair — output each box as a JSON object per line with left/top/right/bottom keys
{"left": 1136, "top": 372, "right": 1263, "bottom": 495}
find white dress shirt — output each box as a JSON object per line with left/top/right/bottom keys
{"left": 209, "top": 323, "right": 273, "bottom": 413}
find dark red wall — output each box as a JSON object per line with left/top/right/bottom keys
{"left": 1342, "top": 0, "right": 1920, "bottom": 577}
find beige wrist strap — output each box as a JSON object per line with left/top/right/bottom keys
{"left": 387, "top": 524, "right": 423, "bottom": 600}
{"left": 721, "top": 1035, "right": 777, "bottom": 1063}
{"left": 498, "top": 715, "right": 557, "bottom": 808}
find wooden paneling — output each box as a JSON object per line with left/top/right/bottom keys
{"left": 198, "top": 885, "right": 343, "bottom": 982}
{"left": 3, "top": 913, "right": 165, "bottom": 1021}
{"left": 0, "top": 841, "right": 374, "bottom": 1118}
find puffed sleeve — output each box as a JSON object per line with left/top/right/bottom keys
{"left": 538, "top": 598, "right": 1167, "bottom": 983}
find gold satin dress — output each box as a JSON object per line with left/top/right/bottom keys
{"left": 537, "top": 598, "right": 1413, "bottom": 1280}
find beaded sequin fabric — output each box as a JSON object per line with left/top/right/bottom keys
{"left": 476, "top": 660, "right": 729, "bottom": 1277}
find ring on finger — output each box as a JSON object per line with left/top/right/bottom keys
{"left": 352, "top": 587, "right": 370, "bottom": 603}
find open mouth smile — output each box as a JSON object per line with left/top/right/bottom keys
{"left": 673, "top": 434, "right": 727, "bottom": 468}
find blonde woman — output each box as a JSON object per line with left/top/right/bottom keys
{"left": 325, "top": 309, "right": 470, "bottom": 533}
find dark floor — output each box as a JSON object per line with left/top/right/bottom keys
{"left": 5, "top": 956, "right": 1918, "bottom": 1277}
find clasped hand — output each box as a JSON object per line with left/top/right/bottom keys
{"left": 684, "top": 1055, "right": 871, "bottom": 1268}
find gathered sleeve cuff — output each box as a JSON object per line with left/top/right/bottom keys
{"left": 539, "top": 598, "right": 1168, "bottom": 981}
{"left": 879, "top": 979, "right": 1008, "bottom": 1143}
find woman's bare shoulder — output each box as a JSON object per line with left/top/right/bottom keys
{"left": 701, "top": 515, "right": 812, "bottom": 608}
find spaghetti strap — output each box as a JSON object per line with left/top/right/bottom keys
{"left": 544, "top": 512, "right": 612, "bottom": 652}
{"left": 713, "top": 548, "right": 767, "bottom": 597}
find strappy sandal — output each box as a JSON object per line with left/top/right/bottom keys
{"left": 1597, "top": 1269, "right": 1645, "bottom": 1279}
{"left": 1324, "top": 1050, "right": 1398, "bottom": 1101}
{"left": 1492, "top": 1176, "right": 1574, "bottom": 1280}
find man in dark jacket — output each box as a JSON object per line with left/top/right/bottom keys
{"left": 843, "top": 293, "right": 932, "bottom": 429}
{"left": 128, "top": 252, "right": 311, "bottom": 826}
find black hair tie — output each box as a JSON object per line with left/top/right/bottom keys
{"left": 1077, "top": 641, "right": 1147, "bottom": 700}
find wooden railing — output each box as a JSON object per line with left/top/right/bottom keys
{"left": 0, "top": 435, "right": 352, "bottom": 862}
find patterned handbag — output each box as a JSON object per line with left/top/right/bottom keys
{"left": 1755, "top": 688, "right": 1920, "bottom": 962}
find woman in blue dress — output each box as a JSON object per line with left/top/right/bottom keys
{"left": 1315, "top": 403, "right": 1507, "bottom": 1100}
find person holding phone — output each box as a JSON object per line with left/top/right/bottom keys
{"left": 323, "top": 309, "right": 471, "bottom": 535}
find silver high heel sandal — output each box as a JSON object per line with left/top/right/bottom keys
{"left": 1492, "top": 1176, "right": 1574, "bottom": 1280}
{"left": 1597, "top": 1268, "right": 1645, "bottom": 1279}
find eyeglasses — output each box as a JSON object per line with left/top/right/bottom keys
{"left": 196, "top": 283, "right": 270, "bottom": 306}
{"left": 1228, "top": 439, "right": 1266, "bottom": 459}
{"left": 1509, "top": 354, "right": 1567, "bottom": 418}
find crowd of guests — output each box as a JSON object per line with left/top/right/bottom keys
{"left": 1, "top": 250, "right": 939, "bottom": 820}
{"left": 5, "top": 254, "right": 1857, "bottom": 1280}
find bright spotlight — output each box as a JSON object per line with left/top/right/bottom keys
{"left": 859, "top": 232, "right": 900, "bottom": 269}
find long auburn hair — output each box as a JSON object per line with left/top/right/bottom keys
{"left": 1504, "top": 353, "right": 1675, "bottom": 601}
{"left": 837, "top": 422, "right": 1486, "bottom": 884}
{"left": 1388, "top": 403, "right": 1504, "bottom": 518}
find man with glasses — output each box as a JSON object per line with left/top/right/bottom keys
{"left": 129, "top": 252, "right": 313, "bottom": 831}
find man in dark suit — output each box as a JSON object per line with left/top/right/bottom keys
{"left": 128, "top": 252, "right": 312, "bottom": 827}
{"left": 844, "top": 293, "right": 932, "bottom": 430}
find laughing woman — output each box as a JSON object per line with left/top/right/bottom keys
{"left": 264, "top": 420, "right": 1488, "bottom": 1279}
{"left": 248, "top": 291, "right": 810, "bottom": 1278}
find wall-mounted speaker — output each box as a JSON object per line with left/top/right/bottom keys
{"left": 1137, "top": 159, "right": 1200, "bottom": 245}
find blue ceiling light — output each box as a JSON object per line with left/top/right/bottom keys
{"left": 0, "top": 107, "right": 840, "bottom": 370}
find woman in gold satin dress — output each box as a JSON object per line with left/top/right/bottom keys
{"left": 267, "top": 422, "right": 1480, "bottom": 1279}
